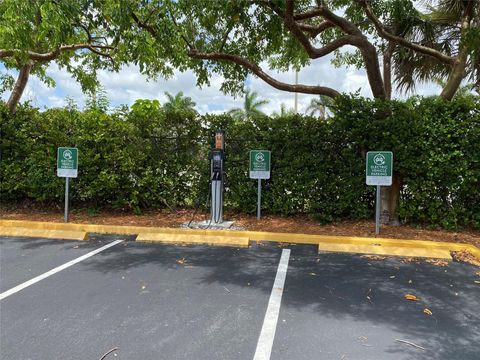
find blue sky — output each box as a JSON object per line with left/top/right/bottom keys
{"left": 0, "top": 55, "right": 442, "bottom": 115}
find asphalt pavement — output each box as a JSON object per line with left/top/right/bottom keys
{"left": 0, "top": 234, "right": 478, "bottom": 360}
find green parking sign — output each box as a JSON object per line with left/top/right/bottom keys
{"left": 249, "top": 150, "right": 271, "bottom": 179}
{"left": 57, "top": 147, "right": 78, "bottom": 178}
{"left": 366, "top": 151, "right": 393, "bottom": 186}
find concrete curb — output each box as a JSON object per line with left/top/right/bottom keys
{"left": 136, "top": 233, "right": 249, "bottom": 247}
{"left": 0, "top": 226, "right": 89, "bottom": 241}
{"left": 1, "top": 219, "right": 479, "bottom": 260}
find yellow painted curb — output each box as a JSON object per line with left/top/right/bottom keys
{"left": 0, "top": 220, "right": 247, "bottom": 237}
{"left": 318, "top": 242, "right": 452, "bottom": 260}
{"left": 136, "top": 233, "right": 249, "bottom": 247}
{"left": 0, "top": 219, "right": 478, "bottom": 260}
{"left": 0, "top": 226, "right": 89, "bottom": 241}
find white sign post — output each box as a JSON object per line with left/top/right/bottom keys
{"left": 249, "top": 150, "right": 271, "bottom": 220}
{"left": 57, "top": 147, "right": 78, "bottom": 223}
{"left": 366, "top": 151, "right": 393, "bottom": 235}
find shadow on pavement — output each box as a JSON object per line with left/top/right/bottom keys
{"left": 81, "top": 238, "right": 479, "bottom": 360}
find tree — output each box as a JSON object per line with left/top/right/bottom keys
{"left": 306, "top": 95, "right": 333, "bottom": 118}
{"left": 358, "top": 0, "right": 480, "bottom": 100}
{"left": 124, "top": 0, "right": 386, "bottom": 99}
{"left": 228, "top": 90, "right": 269, "bottom": 120}
{"left": 0, "top": 0, "right": 122, "bottom": 112}
{"left": 163, "top": 91, "right": 197, "bottom": 113}
{"left": 272, "top": 103, "right": 296, "bottom": 117}
{"left": 85, "top": 86, "right": 110, "bottom": 113}
{"left": 123, "top": 0, "right": 478, "bottom": 99}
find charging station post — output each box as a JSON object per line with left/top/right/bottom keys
{"left": 209, "top": 130, "right": 225, "bottom": 224}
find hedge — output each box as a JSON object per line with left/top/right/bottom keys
{"left": 1, "top": 95, "right": 479, "bottom": 229}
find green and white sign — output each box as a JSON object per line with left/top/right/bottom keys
{"left": 250, "top": 150, "right": 271, "bottom": 179}
{"left": 366, "top": 151, "right": 393, "bottom": 186}
{"left": 57, "top": 147, "right": 78, "bottom": 178}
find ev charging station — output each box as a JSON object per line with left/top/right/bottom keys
{"left": 209, "top": 130, "right": 225, "bottom": 224}
{"left": 186, "top": 129, "right": 235, "bottom": 229}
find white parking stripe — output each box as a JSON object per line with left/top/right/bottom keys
{"left": 0, "top": 240, "right": 123, "bottom": 301}
{"left": 253, "top": 248, "right": 291, "bottom": 360}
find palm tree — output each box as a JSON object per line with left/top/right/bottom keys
{"left": 306, "top": 95, "right": 333, "bottom": 119}
{"left": 228, "top": 90, "right": 269, "bottom": 120}
{"left": 272, "top": 103, "right": 296, "bottom": 118}
{"left": 385, "top": 0, "right": 480, "bottom": 99}
{"left": 163, "top": 91, "right": 197, "bottom": 113}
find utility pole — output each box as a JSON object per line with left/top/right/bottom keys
{"left": 294, "top": 70, "right": 298, "bottom": 113}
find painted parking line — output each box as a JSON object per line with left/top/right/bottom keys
{"left": 253, "top": 248, "right": 291, "bottom": 360}
{"left": 0, "top": 240, "right": 123, "bottom": 301}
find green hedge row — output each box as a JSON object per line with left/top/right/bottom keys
{"left": 1, "top": 95, "right": 479, "bottom": 229}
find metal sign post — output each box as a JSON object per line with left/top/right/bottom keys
{"left": 65, "top": 177, "right": 70, "bottom": 223}
{"left": 249, "top": 150, "right": 271, "bottom": 220}
{"left": 366, "top": 151, "right": 393, "bottom": 235}
{"left": 57, "top": 147, "right": 78, "bottom": 223}
{"left": 375, "top": 185, "right": 380, "bottom": 235}
{"left": 257, "top": 179, "right": 262, "bottom": 220}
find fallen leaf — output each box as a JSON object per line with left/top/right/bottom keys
{"left": 451, "top": 250, "right": 480, "bottom": 267}
{"left": 474, "top": 280, "right": 480, "bottom": 284}
{"left": 402, "top": 257, "right": 421, "bottom": 264}
{"left": 73, "top": 245, "right": 79, "bottom": 249}
{"left": 309, "top": 272, "right": 317, "bottom": 276}
{"left": 361, "top": 255, "right": 386, "bottom": 261}
{"left": 389, "top": 275, "right": 396, "bottom": 279}
{"left": 475, "top": 271, "right": 480, "bottom": 276}
{"left": 176, "top": 258, "right": 186, "bottom": 265}
{"left": 423, "top": 308, "right": 433, "bottom": 316}
{"left": 405, "top": 294, "right": 419, "bottom": 301}
{"left": 426, "top": 259, "right": 449, "bottom": 267}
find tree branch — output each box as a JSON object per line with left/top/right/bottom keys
{"left": 358, "top": 0, "right": 455, "bottom": 65}
{"left": 298, "top": 21, "right": 334, "bottom": 38}
{"left": 219, "top": 23, "right": 234, "bottom": 52}
{"left": 314, "top": 6, "right": 363, "bottom": 35}
{"left": 188, "top": 49, "right": 340, "bottom": 97}
{"left": 256, "top": 0, "right": 386, "bottom": 98}
{"left": 294, "top": 8, "right": 323, "bottom": 21}
{"left": 131, "top": 12, "right": 157, "bottom": 37}
{"left": 263, "top": 0, "right": 358, "bottom": 59}
{"left": 0, "top": 44, "right": 114, "bottom": 62}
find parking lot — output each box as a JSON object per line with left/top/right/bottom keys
{"left": 1, "top": 234, "right": 479, "bottom": 360}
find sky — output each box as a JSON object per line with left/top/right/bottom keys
{"left": 0, "top": 54, "right": 443, "bottom": 115}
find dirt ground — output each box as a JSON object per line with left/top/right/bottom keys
{"left": 1, "top": 206, "right": 479, "bottom": 248}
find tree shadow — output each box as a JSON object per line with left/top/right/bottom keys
{"left": 81, "top": 239, "right": 479, "bottom": 360}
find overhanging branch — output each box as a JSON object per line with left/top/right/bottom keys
{"left": 188, "top": 49, "right": 340, "bottom": 98}
{"left": 0, "top": 44, "right": 114, "bottom": 62}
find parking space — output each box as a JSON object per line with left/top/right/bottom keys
{"left": 0, "top": 235, "right": 112, "bottom": 292}
{"left": 1, "top": 235, "right": 479, "bottom": 360}
{"left": 273, "top": 250, "right": 480, "bottom": 360}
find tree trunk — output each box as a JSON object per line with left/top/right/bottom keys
{"left": 440, "top": 52, "right": 467, "bottom": 100}
{"left": 380, "top": 172, "right": 401, "bottom": 225}
{"left": 7, "top": 62, "right": 33, "bottom": 112}
{"left": 383, "top": 42, "right": 395, "bottom": 100}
